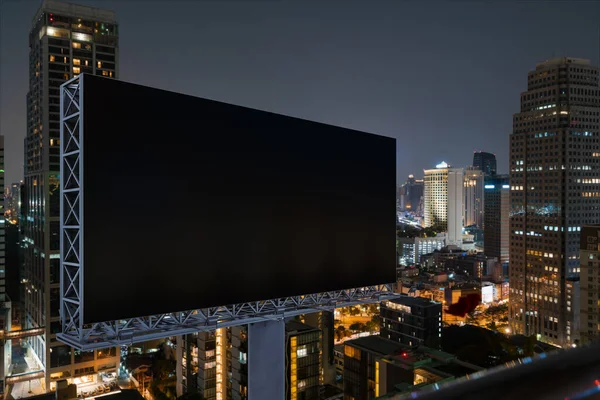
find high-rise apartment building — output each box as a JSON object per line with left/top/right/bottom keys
{"left": 464, "top": 167, "right": 484, "bottom": 228}
{"left": 473, "top": 151, "right": 497, "bottom": 176}
{"left": 484, "top": 175, "right": 509, "bottom": 269}
{"left": 423, "top": 163, "right": 464, "bottom": 246}
{"left": 23, "top": 0, "right": 119, "bottom": 390}
{"left": 579, "top": 226, "right": 600, "bottom": 344}
{"left": 509, "top": 57, "right": 600, "bottom": 347}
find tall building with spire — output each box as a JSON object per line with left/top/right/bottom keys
{"left": 23, "top": 0, "right": 119, "bottom": 390}
{"left": 509, "top": 57, "right": 600, "bottom": 347}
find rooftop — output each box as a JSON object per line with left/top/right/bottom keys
{"left": 535, "top": 57, "right": 592, "bottom": 69}
{"left": 386, "top": 296, "right": 440, "bottom": 308}
{"left": 33, "top": 0, "right": 117, "bottom": 26}
{"left": 345, "top": 335, "right": 406, "bottom": 356}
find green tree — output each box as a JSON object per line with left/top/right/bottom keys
{"left": 349, "top": 307, "right": 361, "bottom": 317}
{"left": 365, "top": 320, "right": 379, "bottom": 332}
{"left": 349, "top": 323, "right": 361, "bottom": 332}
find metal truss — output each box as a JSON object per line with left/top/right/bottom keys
{"left": 60, "top": 75, "right": 85, "bottom": 347}
{"left": 58, "top": 75, "right": 399, "bottom": 351}
{"left": 58, "top": 283, "right": 397, "bottom": 350}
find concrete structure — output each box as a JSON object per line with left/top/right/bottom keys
{"left": 463, "top": 167, "right": 484, "bottom": 229}
{"left": 484, "top": 175, "right": 509, "bottom": 270}
{"left": 472, "top": 151, "right": 497, "bottom": 176}
{"left": 379, "top": 297, "right": 442, "bottom": 349}
{"left": 509, "top": 57, "right": 600, "bottom": 347}
{"left": 580, "top": 226, "right": 600, "bottom": 344}
{"left": 423, "top": 163, "right": 464, "bottom": 246}
{"left": 22, "top": 1, "right": 120, "bottom": 390}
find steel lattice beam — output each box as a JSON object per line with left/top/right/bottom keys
{"left": 59, "top": 75, "right": 399, "bottom": 351}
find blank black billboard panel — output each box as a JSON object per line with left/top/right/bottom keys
{"left": 81, "top": 74, "right": 396, "bottom": 323}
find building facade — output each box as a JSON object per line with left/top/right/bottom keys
{"left": 447, "top": 168, "right": 464, "bottom": 246}
{"left": 464, "top": 167, "right": 484, "bottom": 228}
{"left": 423, "top": 163, "right": 464, "bottom": 245}
{"left": 398, "top": 237, "right": 445, "bottom": 266}
{"left": 579, "top": 226, "right": 600, "bottom": 344}
{"left": 23, "top": 0, "right": 120, "bottom": 389}
{"left": 286, "top": 320, "right": 322, "bottom": 400}
{"left": 484, "top": 175, "right": 509, "bottom": 268}
{"left": 472, "top": 151, "right": 497, "bottom": 176}
{"left": 379, "top": 297, "right": 442, "bottom": 349}
{"left": 509, "top": 57, "right": 600, "bottom": 347}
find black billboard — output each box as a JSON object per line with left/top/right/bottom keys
{"left": 80, "top": 74, "right": 396, "bottom": 323}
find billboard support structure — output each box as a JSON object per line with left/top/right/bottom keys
{"left": 58, "top": 75, "right": 398, "bottom": 351}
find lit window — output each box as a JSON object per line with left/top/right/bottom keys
{"left": 72, "top": 42, "right": 81, "bottom": 49}
{"left": 85, "top": 60, "right": 89, "bottom": 67}
{"left": 109, "top": 71, "right": 113, "bottom": 78}
{"left": 97, "top": 61, "right": 102, "bottom": 68}
{"left": 297, "top": 347, "right": 308, "bottom": 358}
{"left": 102, "top": 70, "right": 109, "bottom": 77}
{"left": 50, "top": 55, "right": 55, "bottom": 62}
{"left": 73, "top": 67, "right": 81, "bottom": 74}
{"left": 73, "top": 59, "right": 81, "bottom": 66}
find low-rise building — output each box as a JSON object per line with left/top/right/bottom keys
{"left": 380, "top": 297, "right": 442, "bottom": 349}
{"left": 343, "top": 336, "right": 482, "bottom": 400}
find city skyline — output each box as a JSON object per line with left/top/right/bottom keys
{"left": 1, "top": 1, "right": 600, "bottom": 185}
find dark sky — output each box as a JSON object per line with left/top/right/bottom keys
{"left": 1, "top": 1, "right": 600, "bottom": 185}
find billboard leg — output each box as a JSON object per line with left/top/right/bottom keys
{"left": 248, "top": 319, "right": 285, "bottom": 400}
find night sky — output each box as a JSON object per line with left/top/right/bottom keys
{"left": 1, "top": 0, "right": 599, "bottom": 185}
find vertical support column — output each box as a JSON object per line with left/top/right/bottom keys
{"left": 248, "top": 319, "right": 285, "bottom": 400}
{"left": 175, "top": 335, "right": 183, "bottom": 397}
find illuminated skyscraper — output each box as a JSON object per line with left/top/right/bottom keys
{"left": 23, "top": 0, "right": 119, "bottom": 390}
{"left": 424, "top": 162, "right": 463, "bottom": 246}
{"left": 509, "top": 57, "right": 600, "bottom": 347}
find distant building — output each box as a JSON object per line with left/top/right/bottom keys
{"left": 423, "top": 163, "right": 464, "bottom": 246}
{"left": 286, "top": 320, "right": 322, "bottom": 400}
{"left": 472, "top": 151, "right": 497, "bottom": 176}
{"left": 5, "top": 182, "right": 21, "bottom": 224}
{"left": 580, "top": 225, "right": 600, "bottom": 344}
{"left": 398, "top": 236, "right": 445, "bottom": 266}
{"left": 380, "top": 297, "right": 442, "bottom": 349}
{"left": 484, "top": 175, "right": 509, "bottom": 271}
{"left": 399, "top": 175, "right": 424, "bottom": 214}
{"left": 342, "top": 336, "right": 481, "bottom": 400}
{"left": 464, "top": 167, "right": 484, "bottom": 229}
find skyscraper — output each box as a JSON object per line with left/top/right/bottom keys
{"left": 464, "top": 167, "right": 484, "bottom": 228}
{"left": 472, "top": 151, "right": 497, "bottom": 176}
{"left": 23, "top": 0, "right": 119, "bottom": 389}
{"left": 509, "top": 57, "right": 600, "bottom": 347}
{"left": 424, "top": 162, "right": 463, "bottom": 246}
{"left": 484, "top": 175, "right": 509, "bottom": 270}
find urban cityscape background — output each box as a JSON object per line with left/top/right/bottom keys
{"left": 1, "top": 1, "right": 600, "bottom": 400}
